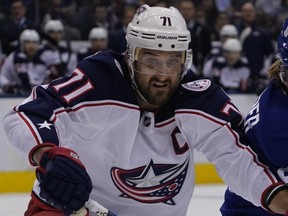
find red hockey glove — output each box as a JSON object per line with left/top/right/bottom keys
{"left": 36, "top": 147, "right": 92, "bottom": 216}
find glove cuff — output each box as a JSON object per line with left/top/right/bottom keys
{"left": 28, "top": 143, "right": 57, "bottom": 166}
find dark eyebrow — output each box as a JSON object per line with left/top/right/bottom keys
{"left": 141, "top": 51, "right": 158, "bottom": 57}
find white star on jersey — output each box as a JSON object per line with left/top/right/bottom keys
{"left": 127, "top": 163, "right": 173, "bottom": 188}
{"left": 37, "top": 120, "right": 53, "bottom": 130}
{"left": 128, "top": 166, "right": 160, "bottom": 187}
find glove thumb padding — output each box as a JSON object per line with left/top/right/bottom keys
{"left": 36, "top": 147, "right": 92, "bottom": 215}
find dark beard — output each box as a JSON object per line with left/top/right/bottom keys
{"left": 137, "top": 77, "right": 178, "bottom": 106}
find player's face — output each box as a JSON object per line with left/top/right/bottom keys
{"left": 23, "top": 41, "right": 38, "bottom": 57}
{"left": 223, "top": 51, "right": 240, "bottom": 66}
{"left": 134, "top": 48, "right": 183, "bottom": 106}
{"left": 48, "top": 30, "right": 63, "bottom": 42}
{"left": 91, "top": 38, "right": 108, "bottom": 52}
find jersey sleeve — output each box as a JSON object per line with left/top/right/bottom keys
{"left": 175, "top": 86, "right": 278, "bottom": 209}
{"left": 2, "top": 61, "right": 97, "bottom": 165}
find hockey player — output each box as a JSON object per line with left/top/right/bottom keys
{"left": 0, "top": 29, "right": 49, "bottom": 95}
{"left": 220, "top": 17, "right": 288, "bottom": 216}
{"left": 3, "top": 4, "right": 288, "bottom": 216}
{"left": 77, "top": 27, "right": 109, "bottom": 61}
{"left": 40, "top": 19, "right": 77, "bottom": 82}
{"left": 206, "top": 38, "right": 250, "bottom": 93}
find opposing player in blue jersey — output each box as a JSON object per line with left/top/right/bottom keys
{"left": 3, "top": 4, "right": 288, "bottom": 216}
{"left": 220, "top": 17, "right": 288, "bottom": 216}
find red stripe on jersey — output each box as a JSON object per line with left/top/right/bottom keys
{"left": 155, "top": 117, "right": 175, "bottom": 128}
{"left": 72, "top": 101, "right": 140, "bottom": 111}
{"left": 17, "top": 112, "right": 41, "bottom": 145}
{"left": 175, "top": 109, "right": 277, "bottom": 184}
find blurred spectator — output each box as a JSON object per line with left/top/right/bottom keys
{"left": 41, "top": 0, "right": 81, "bottom": 40}
{"left": 209, "top": 12, "right": 230, "bottom": 42}
{"left": 0, "top": 50, "right": 6, "bottom": 76}
{"left": 255, "top": 0, "right": 281, "bottom": 19}
{"left": 78, "top": 3, "right": 116, "bottom": 40}
{"left": 238, "top": 2, "right": 274, "bottom": 94}
{"left": 108, "top": 5, "right": 137, "bottom": 53}
{"left": 214, "top": 0, "right": 232, "bottom": 12}
{"left": 109, "top": 0, "right": 128, "bottom": 30}
{"left": 0, "top": 29, "right": 49, "bottom": 95}
{"left": 24, "top": 0, "right": 51, "bottom": 25}
{"left": 155, "top": 1, "right": 167, "bottom": 7}
{"left": 203, "top": 24, "right": 238, "bottom": 77}
{"left": 194, "top": 6, "right": 206, "bottom": 26}
{"left": 125, "top": 0, "right": 138, "bottom": 5}
{"left": 42, "top": 0, "right": 77, "bottom": 22}
{"left": 0, "top": 0, "right": 38, "bottom": 55}
{"left": 270, "top": 11, "right": 288, "bottom": 41}
{"left": 177, "top": 0, "right": 211, "bottom": 72}
{"left": 77, "top": 27, "right": 109, "bottom": 61}
{"left": 140, "top": 0, "right": 160, "bottom": 6}
{"left": 40, "top": 19, "right": 77, "bottom": 82}
{"left": 197, "top": 0, "right": 219, "bottom": 31}
{"left": 205, "top": 38, "right": 250, "bottom": 93}
{"left": 68, "top": 1, "right": 95, "bottom": 38}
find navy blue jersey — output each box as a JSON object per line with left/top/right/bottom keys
{"left": 245, "top": 81, "right": 288, "bottom": 176}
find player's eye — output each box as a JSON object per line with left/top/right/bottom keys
{"left": 167, "top": 59, "right": 181, "bottom": 68}
{"left": 143, "top": 58, "right": 158, "bottom": 69}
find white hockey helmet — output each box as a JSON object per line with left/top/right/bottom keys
{"left": 126, "top": 5, "right": 192, "bottom": 84}
{"left": 89, "top": 27, "right": 108, "bottom": 40}
{"left": 223, "top": 38, "right": 242, "bottom": 52}
{"left": 20, "top": 29, "right": 40, "bottom": 43}
{"left": 44, "top": 20, "right": 64, "bottom": 33}
{"left": 19, "top": 29, "right": 40, "bottom": 52}
{"left": 126, "top": 4, "right": 191, "bottom": 52}
{"left": 220, "top": 24, "right": 238, "bottom": 37}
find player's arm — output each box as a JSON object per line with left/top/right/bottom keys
{"left": 3, "top": 63, "right": 95, "bottom": 162}
{"left": 176, "top": 88, "right": 288, "bottom": 214}
{"left": 2, "top": 62, "right": 96, "bottom": 214}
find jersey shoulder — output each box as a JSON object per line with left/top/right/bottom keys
{"left": 50, "top": 50, "right": 137, "bottom": 106}
{"left": 173, "top": 78, "right": 241, "bottom": 122}
{"left": 76, "top": 50, "right": 129, "bottom": 89}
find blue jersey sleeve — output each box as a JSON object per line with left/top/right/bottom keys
{"left": 245, "top": 81, "right": 288, "bottom": 176}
